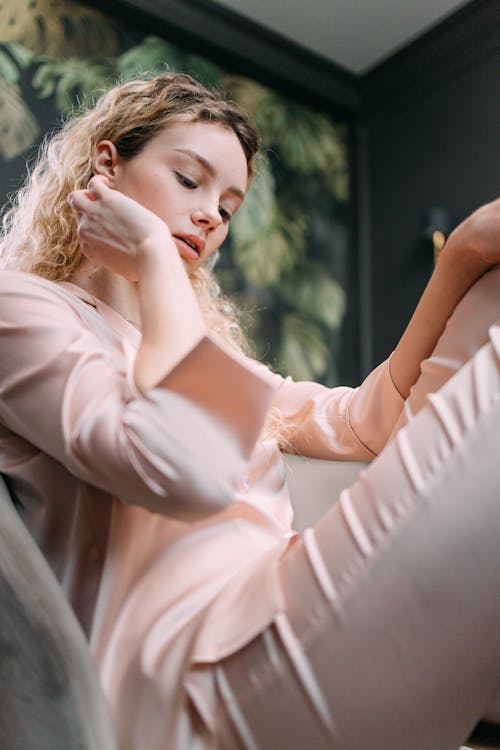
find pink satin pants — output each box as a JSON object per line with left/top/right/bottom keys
{"left": 214, "top": 268, "right": 500, "bottom": 750}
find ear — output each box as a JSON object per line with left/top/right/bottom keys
{"left": 93, "top": 140, "right": 120, "bottom": 182}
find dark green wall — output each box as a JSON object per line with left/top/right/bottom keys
{"left": 364, "top": 0, "right": 499, "bottom": 364}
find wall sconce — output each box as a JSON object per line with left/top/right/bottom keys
{"left": 422, "top": 206, "right": 454, "bottom": 264}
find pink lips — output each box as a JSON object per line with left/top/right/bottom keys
{"left": 173, "top": 234, "right": 205, "bottom": 262}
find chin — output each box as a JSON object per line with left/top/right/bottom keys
{"left": 182, "top": 258, "right": 200, "bottom": 276}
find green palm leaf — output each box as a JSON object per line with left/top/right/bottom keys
{"left": 118, "top": 37, "right": 175, "bottom": 80}
{"left": 32, "top": 57, "right": 117, "bottom": 111}
{"left": 232, "top": 226, "right": 296, "bottom": 287}
{"left": 0, "top": 43, "right": 34, "bottom": 84}
{"left": 0, "top": 0, "right": 119, "bottom": 58}
{"left": 230, "top": 155, "right": 275, "bottom": 247}
{"left": 0, "top": 49, "right": 20, "bottom": 85}
{"left": 281, "top": 266, "right": 346, "bottom": 330}
{"left": 230, "top": 152, "right": 307, "bottom": 287}
{"left": 0, "top": 76, "right": 39, "bottom": 158}
{"left": 118, "top": 36, "right": 222, "bottom": 87}
{"left": 278, "top": 314, "right": 329, "bottom": 381}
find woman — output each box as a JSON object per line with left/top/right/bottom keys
{"left": 0, "top": 72, "right": 498, "bottom": 749}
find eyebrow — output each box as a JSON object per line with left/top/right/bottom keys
{"left": 173, "top": 148, "right": 245, "bottom": 200}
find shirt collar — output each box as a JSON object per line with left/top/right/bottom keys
{"left": 57, "top": 281, "right": 98, "bottom": 309}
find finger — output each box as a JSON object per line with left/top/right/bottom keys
{"left": 75, "top": 213, "right": 92, "bottom": 238}
{"left": 67, "top": 189, "right": 96, "bottom": 211}
{"left": 87, "top": 175, "right": 111, "bottom": 199}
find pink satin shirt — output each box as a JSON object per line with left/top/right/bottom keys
{"left": 0, "top": 270, "right": 404, "bottom": 746}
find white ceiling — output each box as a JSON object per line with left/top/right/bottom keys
{"left": 213, "top": 0, "right": 470, "bottom": 73}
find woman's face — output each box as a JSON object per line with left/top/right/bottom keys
{"left": 104, "top": 121, "right": 249, "bottom": 271}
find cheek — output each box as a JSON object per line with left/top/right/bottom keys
{"left": 119, "top": 166, "right": 166, "bottom": 208}
{"left": 217, "top": 223, "right": 230, "bottom": 243}
{"left": 207, "top": 226, "right": 228, "bottom": 256}
{"left": 199, "top": 231, "right": 223, "bottom": 264}
{"left": 116, "top": 176, "right": 151, "bottom": 208}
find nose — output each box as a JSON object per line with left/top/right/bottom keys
{"left": 191, "top": 203, "right": 222, "bottom": 232}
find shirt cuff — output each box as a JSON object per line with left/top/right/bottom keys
{"left": 156, "top": 336, "right": 276, "bottom": 458}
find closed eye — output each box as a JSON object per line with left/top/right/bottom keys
{"left": 175, "top": 172, "right": 197, "bottom": 189}
{"left": 219, "top": 206, "right": 232, "bottom": 222}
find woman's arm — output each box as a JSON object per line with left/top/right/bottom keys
{"left": 253, "top": 200, "right": 500, "bottom": 460}
{"left": 0, "top": 272, "right": 274, "bottom": 520}
{"left": 134, "top": 236, "right": 205, "bottom": 392}
{"left": 389, "top": 198, "right": 500, "bottom": 398}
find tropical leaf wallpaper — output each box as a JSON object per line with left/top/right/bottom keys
{"left": 0, "top": 0, "right": 350, "bottom": 384}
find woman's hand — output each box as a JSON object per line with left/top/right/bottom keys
{"left": 389, "top": 198, "right": 500, "bottom": 400}
{"left": 68, "top": 175, "right": 176, "bottom": 282}
{"left": 443, "top": 197, "right": 500, "bottom": 269}
{"left": 69, "top": 175, "right": 206, "bottom": 391}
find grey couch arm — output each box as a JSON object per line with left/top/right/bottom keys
{"left": 0, "top": 474, "right": 116, "bottom": 750}
{"left": 285, "top": 453, "right": 366, "bottom": 531}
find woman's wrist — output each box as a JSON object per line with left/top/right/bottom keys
{"left": 136, "top": 230, "right": 182, "bottom": 277}
{"left": 441, "top": 202, "right": 498, "bottom": 279}
{"left": 437, "top": 232, "right": 489, "bottom": 297}
{"left": 132, "top": 231, "right": 207, "bottom": 391}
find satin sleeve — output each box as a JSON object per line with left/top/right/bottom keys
{"left": 242, "top": 356, "right": 405, "bottom": 461}
{"left": 0, "top": 273, "right": 274, "bottom": 521}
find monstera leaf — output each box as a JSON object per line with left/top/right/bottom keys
{"left": 32, "top": 57, "right": 115, "bottom": 111}
{"left": 118, "top": 37, "right": 179, "bottom": 80}
{"left": 118, "top": 37, "right": 170, "bottom": 79}
{"left": 181, "top": 53, "right": 221, "bottom": 88}
{"left": 232, "top": 224, "right": 299, "bottom": 287}
{"left": 0, "top": 76, "right": 39, "bottom": 158}
{"left": 0, "top": 11, "right": 350, "bottom": 386}
{"left": 229, "top": 152, "right": 307, "bottom": 287}
{"left": 222, "top": 75, "right": 348, "bottom": 201}
{"left": 230, "top": 156, "right": 275, "bottom": 247}
{"left": 28, "top": 33, "right": 224, "bottom": 115}
{"left": 232, "top": 209, "right": 306, "bottom": 287}
{"left": 221, "top": 76, "right": 270, "bottom": 126}
{"left": 0, "top": 0, "right": 119, "bottom": 58}
{"left": 118, "top": 36, "right": 222, "bottom": 87}
{"left": 281, "top": 265, "right": 346, "bottom": 330}
{"left": 278, "top": 314, "right": 329, "bottom": 381}
{"left": 268, "top": 108, "right": 348, "bottom": 201}
{"left": 0, "top": 43, "right": 34, "bottom": 84}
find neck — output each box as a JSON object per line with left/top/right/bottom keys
{"left": 70, "top": 261, "right": 141, "bottom": 326}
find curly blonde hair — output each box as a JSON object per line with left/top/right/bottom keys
{"left": 0, "top": 72, "right": 259, "bottom": 353}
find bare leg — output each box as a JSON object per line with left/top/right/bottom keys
{"left": 215, "top": 322, "right": 500, "bottom": 750}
